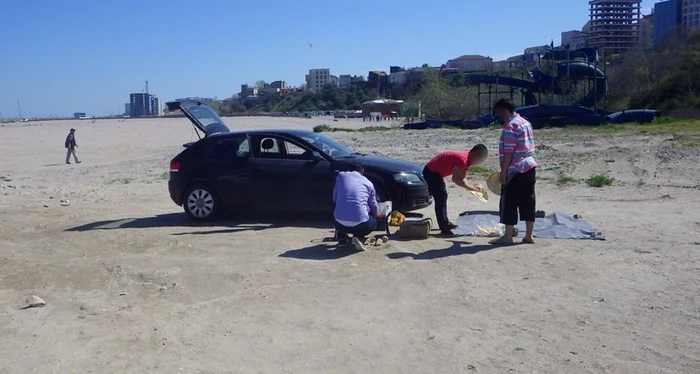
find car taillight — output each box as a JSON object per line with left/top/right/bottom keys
{"left": 169, "top": 159, "right": 181, "bottom": 172}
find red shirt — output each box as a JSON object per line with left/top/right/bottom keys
{"left": 426, "top": 150, "right": 471, "bottom": 177}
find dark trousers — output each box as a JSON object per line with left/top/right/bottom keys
{"left": 499, "top": 167, "right": 536, "bottom": 226}
{"left": 422, "top": 166, "right": 450, "bottom": 231}
{"left": 334, "top": 217, "right": 378, "bottom": 241}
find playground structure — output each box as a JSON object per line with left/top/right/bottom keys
{"left": 404, "top": 47, "right": 657, "bottom": 130}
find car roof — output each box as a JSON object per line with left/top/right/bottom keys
{"left": 222, "top": 129, "right": 317, "bottom": 137}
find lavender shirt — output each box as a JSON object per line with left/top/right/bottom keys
{"left": 332, "top": 171, "right": 378, "bottom": 226}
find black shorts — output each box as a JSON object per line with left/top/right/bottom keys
{"left": 499, "top": 168, "right": 536, "bottom": 225}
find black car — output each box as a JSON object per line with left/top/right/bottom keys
{"left": 166, "top": 100, "right": 432, "bottom": 221}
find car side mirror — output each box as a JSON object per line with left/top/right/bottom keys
{"left": 310, "top": 151, "right": 323, "bottom": 162}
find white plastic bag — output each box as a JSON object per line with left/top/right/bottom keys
{"left": 377, "top": 201, "right": 392, "bottom": 217}
{"left": 474, "top": 224, "right": 504, "bottom": 237}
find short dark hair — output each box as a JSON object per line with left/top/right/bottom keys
{"left": 470, "top": 144, "right": 487, "bottom": 155}
{"left": 349, "top": 162, "right": 364, "bottom": 173}
{"left": 493, "top": 98, "right": 516, "bottom": 113}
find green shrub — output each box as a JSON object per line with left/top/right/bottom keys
{"left": 556, "top": 174, "right": 577, "bottom": 186}
{"left": 586, "top": 174, "right": 614, "bottom": 187}
{"left": 313, "top": 125, "right": 332, "bottom": 133}
{"left": 469, "top": 166, "right": 494, "bottom": 176}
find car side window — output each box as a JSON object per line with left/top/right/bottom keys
{"left": 253, "top": 136, "right": 315, "bottom": 160}
{"left": 283, "top": 141, "right": 313, "bottom": 160}
{"left": 258, "top": 137, "right": 282, "bottom": 159}
{"left": 204, "top": 136, "right": 251, "bottom": 160}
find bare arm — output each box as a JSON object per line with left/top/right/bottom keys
{"left": 451, "top": 167, "right": 480, "bottom": 192}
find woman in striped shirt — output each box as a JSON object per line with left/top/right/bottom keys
{"left": 492, "top": 98, "right": 537, "bottom": 246}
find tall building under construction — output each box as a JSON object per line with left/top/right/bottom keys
{"left": 588, "top": 0, "right": 642, "bottom": 54}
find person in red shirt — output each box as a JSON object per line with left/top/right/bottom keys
{"left": 422, "top": 145, "right": 488, "bottom": 235}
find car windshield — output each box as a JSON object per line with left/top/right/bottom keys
{"left": 181, "top": 102, "right": 227, "bottom": 130}
{"left": 300, "top": 133, "right": 355, "bottom": 158}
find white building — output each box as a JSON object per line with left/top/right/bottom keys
{"left": 445, "top": 55, "right": 493, "bottom": 71}
{"left": 305, "top": 68, "right": 331, "bottom": 91}
{"left": 561, "top": 30, "right": 588, "bottom": 50}
{"left": 389, "top": 71, "right": 407, "bottom": 85}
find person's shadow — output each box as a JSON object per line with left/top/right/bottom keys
{"left": 386, "top": 240, "right": 495, "bottom": 260}
{"left": 279, "top": 241, "right": 360, "bottom": 260}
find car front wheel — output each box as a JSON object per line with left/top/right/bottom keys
{"left": 183, "top": 184, "right": 220, "bottom": 221}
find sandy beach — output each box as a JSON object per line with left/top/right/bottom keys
{"left": 1, "top": 116, "right": 699, "bottom": 373}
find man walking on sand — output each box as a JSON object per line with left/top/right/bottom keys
{"left": 422, "top": 145, "right": 489, "bottom": 236}
{"left": 65, "top": 128, "right": 81, "bottom": 164}
{"left": 491, "top": 98, "right": 537, "bottom": 246}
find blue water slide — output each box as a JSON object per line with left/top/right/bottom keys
{"left": 466, "top": 75, "right": 542, "bottom": 106}
{"left": 541, "top": 48, "right": 598, "bottom": 63}
{"left": 403, "top": 51, "right": 655, "bottom": 130}
{"left": 530, "top": 62, "right": 606, "bottom": 108}
{"left": 606, "top": 109, "right": 657, "bottom": 124}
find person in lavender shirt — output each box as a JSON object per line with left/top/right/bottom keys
{"left": 333, "top": 162, "right": 386, "bottom": 251}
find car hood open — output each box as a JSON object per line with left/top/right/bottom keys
{"left": 166, "top": 100, "right": 230, "bottom": 138}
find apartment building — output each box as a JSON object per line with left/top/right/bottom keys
{"left": 239, "top": 84, "right": 259, "bottom": 99}
{"left": 367, "top": 71, "right": 389, "bottom": 90}
{"left": 389, "top": 71, "right": 407, "bottom": 85}
{"left": 305, "top": 69, "right": 331, "bottom": 90}
{"left": 588, "top": 0, "right": 642, "bottom": 53}
{"left": 129, "top": 93, "right": 160, "bottom": 117}
{"left": 269, "top": 81, "right": 287, "bottom": 90}
{"left": 639, "top": 14, "right": 654, "bottom": 49}
{"left": 682, "top": 0, "right": 700, "bottom": 27}
{"left": 561, "top": 30, "right": 589, "bottom": 49}
{"left": 339, "top": 74, "right": 352, "bottom": 88}
{"left": 654, "top": 0, "right": 682, "bottom": 42}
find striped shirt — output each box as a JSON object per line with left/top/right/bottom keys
{"left": 498, "top": 113, "right": 537, "bottom": 179}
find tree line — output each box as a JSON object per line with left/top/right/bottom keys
{"left": 206, "top": 29, "right": 700, "bottom": 119}
{"left": 606, "top": 29, "right": 700, "bottom": 115}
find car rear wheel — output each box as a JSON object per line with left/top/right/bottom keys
{"left": 183, "top": 184, "right": 220, "bottom": 221}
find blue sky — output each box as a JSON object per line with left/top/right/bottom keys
{"left": 0, "top": 0, "right": 653, "bottom": 117}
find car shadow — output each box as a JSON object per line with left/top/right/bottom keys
{"left": 279, "top": 243, "right": 359, "bottom": 260}
{"left": 65, "top": 212, "right": 332, "bottom": 235}
{"left": 386, "top": 240, "right": 496, "bottom": 260}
